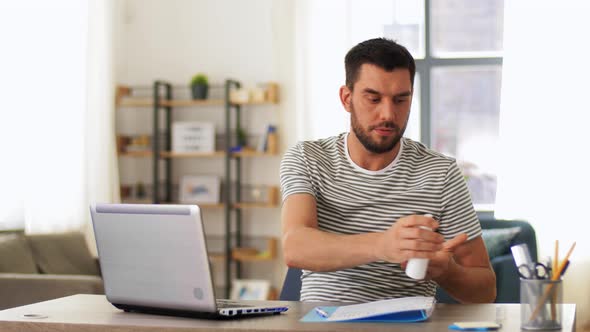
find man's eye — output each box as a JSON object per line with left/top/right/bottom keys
{"left": 370, "top": 98, "right": 380, "bottom": 103}
{"left": 395, "top": 98, "right": 408, "bottom": 104}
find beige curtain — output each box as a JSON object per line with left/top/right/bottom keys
{"left": 84, "top": 0, "right": 120, "bottom": 255}
{"left": 0, "top": 1, "right": 119, "bottom": 252}
{"left": 0, "top": 1, "right": 99, "bottom": 234}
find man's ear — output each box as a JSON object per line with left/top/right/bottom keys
{"left": 339, "top": 85, "right": 352, "bottom": 113}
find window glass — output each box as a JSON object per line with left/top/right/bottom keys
{"left": 431, "top": 0, "right": 504, "bottom": 57}
{"left": 431, "top": 66, "right": 502, "bottom": 206}
{"left": 381, "top": 0, "right": 425, "bottom": 59}
{"left": 405, "top": 75, "right": 421, "bottom": 141}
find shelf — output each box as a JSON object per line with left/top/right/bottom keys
{"left": 231, "top": 100, "right": 279, "bottom": 106}
{"left": 119, "top": 98, "right": 211, "bottom": 108}
{"left": 160, "top": 151, "right": 225, "bottom": 158}
{"left": 208, "top": 252, "right": 275, "bottom": 263}
{"left": 233, "top": 202, "right": 278, "bottom": 209}
{"left": 118, "top": 98, "right": 153, "bottom": 107}
{"left": 117, "top": 98, "right": 276, "bottom": 108}
{"left": 234, "top": 186, "right": 279, "bottom": 209}
{"left": 166, "top": 203, "right": 224, "bottom": 209}
{"left": 208, "top": 239, "right": 278, "bottom": 262}
{"left": 118, "top": 201, "right": 276, "bottom": 209}
{"left": 231, "top": 238, "right": 277, "bottom": 262}
{"left": 116, "top": 84, "right": 280, "bottom": 108}
{"left": 233, "top": 254, "right": 275, "bottom": 262}
{"left": 199, "top": 203, "right": 224, "bottom": 209}
{"left": 119, "top": 152, "right": 279, "bottom": 159}
{"left": 119, "top": 200, "right": 224, "bottom": 209}
{"left": 118, "top": 151, "right": 152, "bottom": 157}
{"left": 121, "top": 198, "right": 152, "bottom": 204}
{"left": 160, "top": 99, "right": 224, "bottom": 107}
{"left": 233, "top": 150, "right": 278, "bottom": 157}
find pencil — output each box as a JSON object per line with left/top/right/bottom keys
{"left": 555, "top": 242, "right": 575, "bottom": 280}
{"left": 550, "top": 240, "right": 558, "bottom": 320}
{"left": 529, "top": 242, "right": 575, "bottom": 322}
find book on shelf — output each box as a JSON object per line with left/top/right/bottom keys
{"left": 257, "top": 124, "right": 277, "bottom": 154}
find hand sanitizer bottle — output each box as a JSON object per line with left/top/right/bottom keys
{"left": 405, "top": 214, "right": 434, "bottom": 280}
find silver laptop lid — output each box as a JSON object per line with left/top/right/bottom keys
{"left": 90, "top": 203, "right": 217, "bottom": 312}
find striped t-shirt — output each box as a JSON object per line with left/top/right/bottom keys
{"left": 279, "top": 133, "right": 481, "bottom": 302}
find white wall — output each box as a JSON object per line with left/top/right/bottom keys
{"left": 114, "top": 0, "right": 296, "bottom": 293}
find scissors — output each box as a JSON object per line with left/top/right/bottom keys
{"left": 518, "top": 262, "right": 551, "bottom": 279}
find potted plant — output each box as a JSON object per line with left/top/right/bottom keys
{"left": 190, "top": 73, "right": 209, "bottom": 100}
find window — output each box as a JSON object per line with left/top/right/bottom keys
{"left": 387, "top": 0, "right": 504, "bottom": 209}
{"left": 298, "top": 0, "right": 504, "bottom": 209}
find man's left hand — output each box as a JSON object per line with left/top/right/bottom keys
{"left": 401, "top": 233, "right": 468, "bottom": 280}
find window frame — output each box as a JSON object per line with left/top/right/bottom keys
{"left": 415, "top": 0, "right": 503, "bottom": 212}
{"left": 418, "top": 0, "right": 503, "bottom": 147}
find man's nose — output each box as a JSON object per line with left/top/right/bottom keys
{"left": 377, "top": 99, "right": 396, "bottom": 122}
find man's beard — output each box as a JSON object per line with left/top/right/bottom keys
{"left": 350, "top": 100, "right": 406, "bottom": 154}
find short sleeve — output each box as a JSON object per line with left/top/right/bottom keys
{"left": 280, "top": 143, "right": 316, "bottom": 203}
{"left": 438, "top": 161, "right": 481, "bottom": 241}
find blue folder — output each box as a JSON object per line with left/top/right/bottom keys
{"left": 301, "top": 306, "right": 431, "bottom": 323}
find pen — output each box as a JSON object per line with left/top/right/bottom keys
{"left": 314, "top": 307, "right": 330, "bottom": 318}
{"left": 529, "top": 241, "right": 576, "bottom": 322}
{"left": 448, "top": 326, "right": 499, "bottom": 331}
{"left": 560, "top": 260, "right": 570, "bottom": 277}
{"left": 553, "top": 240, "right": 559, "bottom": 279}
{"left": 448, "top": 322, "right": 501, "bottom": 331}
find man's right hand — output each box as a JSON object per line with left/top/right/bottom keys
{"left": 374, "top": 215, "right": 444, "bottom": 263}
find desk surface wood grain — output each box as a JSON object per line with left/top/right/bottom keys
{"left": 0, "top": 295, "right": 577, "bottom": 332}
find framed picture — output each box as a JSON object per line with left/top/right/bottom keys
{"left": 230, "top": 279, "right": 271, "bottom": 301}
{"left": 179, "top": 175, "right": 220, "bottom": 204}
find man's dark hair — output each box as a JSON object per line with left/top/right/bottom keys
{"left": 345, "top": 38, "right": 416, "bottom": 90}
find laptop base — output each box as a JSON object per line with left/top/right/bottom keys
{"left": 113, "top": 303, "right": 282, "bottom": 320}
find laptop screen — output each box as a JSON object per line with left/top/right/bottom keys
{"left": 91, "top": 203, "right": 218, "bottom": 312}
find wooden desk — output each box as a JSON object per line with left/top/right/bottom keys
{"left": 0, "top": 295, "right": 577, "bottom": 332}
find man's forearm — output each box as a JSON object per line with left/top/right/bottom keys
{"left": 283, "top": 227, "right": 381, "bottom": 272}
{"left": 434, "top": 259, "right": 497, "bottom": 303}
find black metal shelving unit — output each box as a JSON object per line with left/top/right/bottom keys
{"left": 151, "top": 79, "right": 244, "bottom": 298}
{"left": 224, "top": 79, "right": 243, "bottom": 297}
{"left": 152, "top": 81, "right": 173, "bottom": 204}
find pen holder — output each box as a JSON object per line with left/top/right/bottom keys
{"left": 520, "top": 278, "right": 562, "bottom": 330}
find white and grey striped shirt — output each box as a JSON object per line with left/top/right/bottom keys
{"left": 280, "top": 133, "right": 481, "bottom": 302}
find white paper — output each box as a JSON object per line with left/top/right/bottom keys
{"left": 326, "top": 296, "right": 435, "bottom": 322}
{"left": 453, "top": 322, "right": 501, "bottom": 329}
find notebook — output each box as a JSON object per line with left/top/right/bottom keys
{"left": 301, "top": 296, "right": 435, "bottom": 323}
{"left": 90, "top": 203, "right": 289, "bottom": 319}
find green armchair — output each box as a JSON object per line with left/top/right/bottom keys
{"left": 435, "top": 218, "right": 537, "bottom": 303}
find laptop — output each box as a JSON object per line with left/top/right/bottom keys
{"left": 90, "top": 203, "right": 289, "bottom": 319}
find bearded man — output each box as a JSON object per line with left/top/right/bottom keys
{"left": 280, "top": 38, "right": 496, "bottom": 303}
